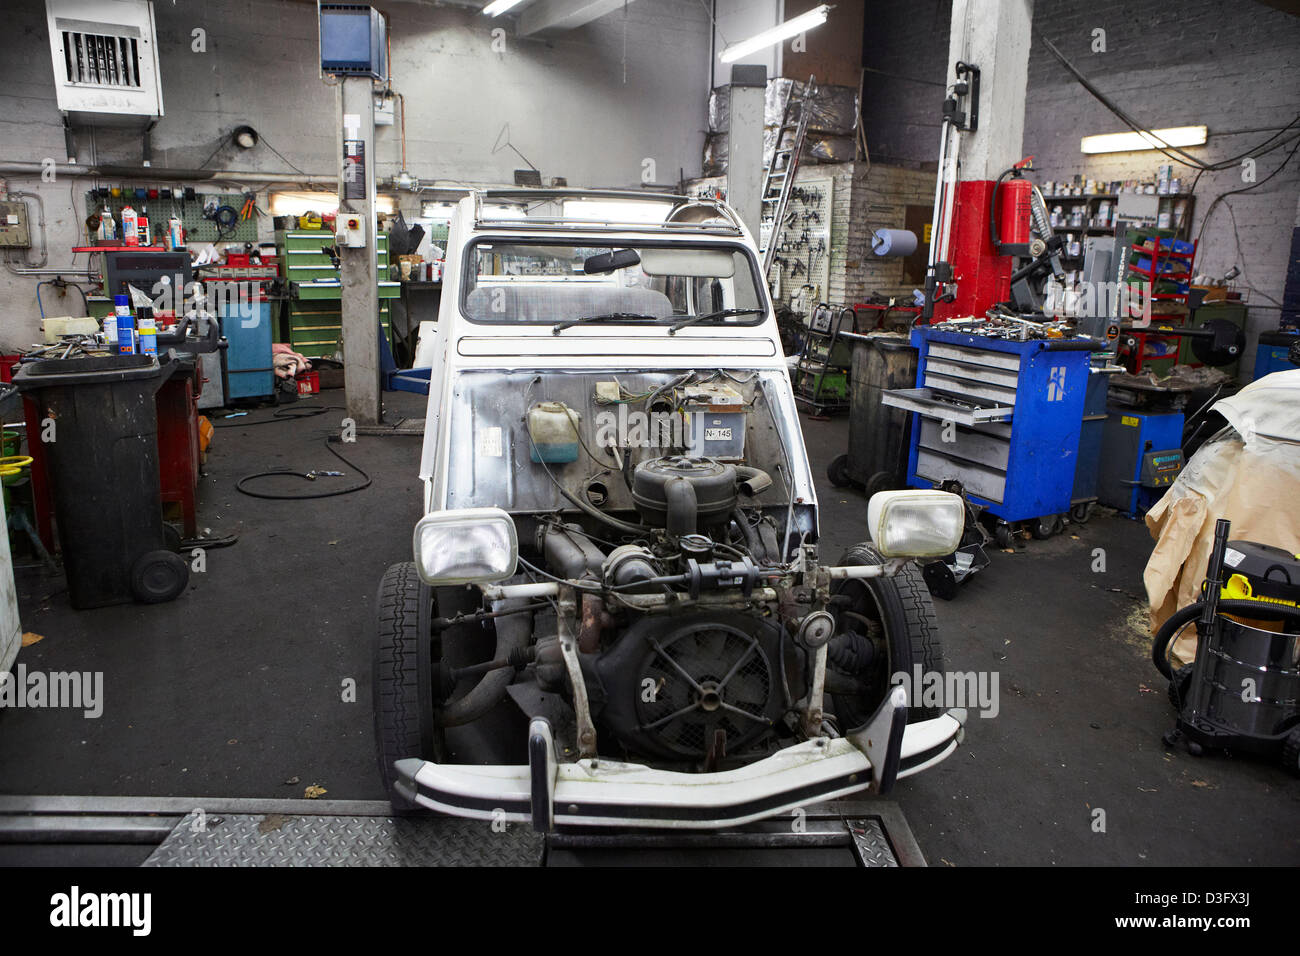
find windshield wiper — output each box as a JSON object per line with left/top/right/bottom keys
{"left": 668, "top": 308, "right": 765, "bottom": 335}
{"left": 552, "top": 313, "right": 661, "bottom": 334}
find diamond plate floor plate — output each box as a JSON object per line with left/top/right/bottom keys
{"left": 845, "top": 818, "right": 898, "bottom": 867}
{"left": 144, "top": 812, "right": 544, "bottom": 867}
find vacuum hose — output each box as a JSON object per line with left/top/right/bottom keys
{"left": 1151, "top": 599, "right": 1300, "bottom": 680}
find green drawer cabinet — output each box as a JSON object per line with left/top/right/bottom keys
{"left": 276, "top": 229, "right": 396, "bottom": 359}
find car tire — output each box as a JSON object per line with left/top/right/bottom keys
{"left": 373, "top": 561, "right": 445, "bottom": 813}
{"left": 830, "top": 544, "right": 946, "bottom": 727}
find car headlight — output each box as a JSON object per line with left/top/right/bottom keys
{"left": 412, "top": 508, "right": 518, "bottom": 585}
{"left": 867, "top": 490, "right": 964, "bottom": 558}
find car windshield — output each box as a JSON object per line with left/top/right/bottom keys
{"left": 461, "top": 240, "right": 765, "bottom": 326}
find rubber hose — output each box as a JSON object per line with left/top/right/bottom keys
{"left": 733, "top": 507, "right": 763, "bottom": 561}
{"left": 436, "top": 596, "right": 532, "bottom": 727}
{"left": 1151, "top": 599, "right": 1300, "bottom": 680}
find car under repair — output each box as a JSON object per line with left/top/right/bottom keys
{"left": 372, "top": 190, "right": 968, "bottom": 830}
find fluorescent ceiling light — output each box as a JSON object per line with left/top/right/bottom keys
{"left": 482, "top": 0, "right": 524, "bottom": 16}
{"left": 1080, "top": 126, "right": 1207, "bottom": 154}
{"left": 719, "top": 4, "right": 831, "bottom": 63}
{"left": 270, "top": 190, "right": 395, "bottom": 217}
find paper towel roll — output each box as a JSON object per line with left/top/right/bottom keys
{"left": 871, "top": 228, "right": 918, "bottom": 257}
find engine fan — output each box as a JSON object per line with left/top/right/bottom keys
{"left": 596, "top": 612, "right": 785, "bottom": 761}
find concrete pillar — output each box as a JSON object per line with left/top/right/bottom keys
{"left": 726, "top": 64, "right": 767, "bottom": 242}
{"left": 946, "top": 0, "right": 1034, "bottom": 180}
{"left": 338, "top": 76, "right": 381, "bottom": 426}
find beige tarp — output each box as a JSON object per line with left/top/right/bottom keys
{"left": 1143, "top": 370, "right": 1300, "bottom": 664}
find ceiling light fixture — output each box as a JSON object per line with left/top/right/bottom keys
{"left": 482, "top": 0, "right": 525, "bottom": 16}
{"left": 1080, "top": 126, "right": 1207, "bottom": 154}
{"left": 719, "top": 4, "right": 832, "bottom": 63}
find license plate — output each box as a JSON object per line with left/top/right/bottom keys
{"left": 704, "top": 427, "right": 732, "bottom": 441}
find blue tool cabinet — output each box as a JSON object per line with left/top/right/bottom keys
{"left": 883, "top": 326, "right": 1096, "bottom": 524}
{"left": 219, "top": 299, "right": 275, "bottom": 402}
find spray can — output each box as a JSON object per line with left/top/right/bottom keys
{"left": 167, "top": 215, "right": 183, "bottom": 251}
{"left": 121, "top": 205, "right": 139, "bottom": 246}
{"left": 136, "top": 307, "right": 157, "bottom": 357}
{"left": 97, "top": 205, "right": 117, "bottom": 242}
{"left": 114, "top": 294, "right": 135, "bottom": 354}
{"left": 138, "top": 205, "right": 152, "bottom": 247}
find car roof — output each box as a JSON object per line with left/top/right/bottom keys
{"left": 466, "top": 189, "right": 746, "bottom": 238}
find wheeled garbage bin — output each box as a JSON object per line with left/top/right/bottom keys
{"left": 13, "top": 354, "right": 188, "bottom": 609}
{"left": 827, "top": 331, "right": 918, "bottom": 497}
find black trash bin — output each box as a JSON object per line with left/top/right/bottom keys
{"left": 14, "top": 354, "right": 188, "bottom": 610}
{"left": 827, "top": 332, "right": 918, "bottom": 497}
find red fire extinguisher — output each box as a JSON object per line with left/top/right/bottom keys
{"left": 991, "top": 157, "right": 1036, "bottom": 257}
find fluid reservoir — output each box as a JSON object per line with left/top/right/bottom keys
{"left": 528, "top": 402, "right": 580, "bottom": 464}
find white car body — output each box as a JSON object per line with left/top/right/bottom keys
{"left": 387, "top": 189, "right": 964, "bottom": 830}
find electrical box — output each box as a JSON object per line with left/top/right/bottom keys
{"left": 337, "top": 214, "right": 366, "bottom": 249}
{"left": 0, "top": 201, "right": 30, "bottom": 248}
{"left": 319, "top": 4, "right": 387, "bottom": 79}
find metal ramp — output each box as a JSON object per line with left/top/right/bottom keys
{"left": 0, "top": 795, "right": 925, "bottom": 867}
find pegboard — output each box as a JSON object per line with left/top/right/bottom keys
{"left": 765, "top": 176, "right": 832, "bottom": 307}
{"left": 83, "top": 191, "right": 258, "bottom": 244}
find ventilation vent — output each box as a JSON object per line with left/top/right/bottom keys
{"left": 61, "top": 28, "right": 142, "bottom": 88}
{"left": 46, "top": 0, "right": 163, "bottom": 122}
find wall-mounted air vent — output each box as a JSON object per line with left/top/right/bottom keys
{"left": 61, "top": 28, "right": 143, "bottom": 88}
{"left": 46, "top": 0, "right": 163, "bottom": 124}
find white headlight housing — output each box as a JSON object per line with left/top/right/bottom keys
{"left": 867, "top": 490, "right": 965, "bottom": 558}
{"left": 412, "top": 507, "right": 518, "bottom": 585}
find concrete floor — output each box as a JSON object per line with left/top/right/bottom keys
{"left": 1, "top": 391, "right": 1297, "bottom": 866}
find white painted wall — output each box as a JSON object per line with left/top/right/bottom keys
{"left": 0, "top": 0, "right": 712, "bottom": 346}
{"left": 713, "top": 0, "right": 783, "bottom": 85}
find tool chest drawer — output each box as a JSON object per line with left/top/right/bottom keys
{"left": 916, "top": 449, "right": 1007, "bottom": 504}
{"left": 917, "top": 418, "right": 1012, "bottom": 472}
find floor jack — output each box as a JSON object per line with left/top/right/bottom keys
{"left": 1153, "top": 518, "right": 1300, "bottom": 774}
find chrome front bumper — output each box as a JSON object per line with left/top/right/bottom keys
{"left": 394, "top": 689, "right": 966, "bottom": 831}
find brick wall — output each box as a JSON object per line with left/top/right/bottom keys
{"left": 792, "top": 161, "right": 934, "bottom": 305}
{"left": 1026, "top": 0, "right": 1300, "bottom": 374}
{"left": 860, "top": 0, "right": 1300, "bottom": 373}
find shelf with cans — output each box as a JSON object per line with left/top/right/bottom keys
{"left": 1041, "top": 171, "right": 1195, "bottom": 264}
